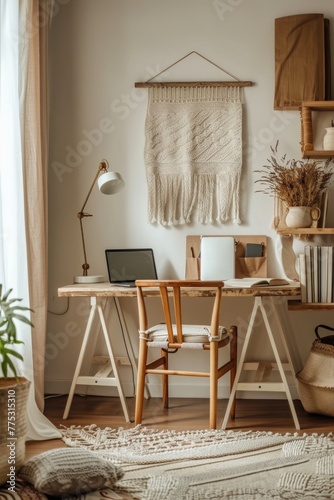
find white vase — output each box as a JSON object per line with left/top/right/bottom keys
{"left": 323, "top": 128, "right": 334, "bottom": 150}
{"left": 285, "top": 206, "right": 320, "bottom": 229}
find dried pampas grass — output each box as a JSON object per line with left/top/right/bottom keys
{"left": 255, "top": 142, "right": 334, "bottom": 207}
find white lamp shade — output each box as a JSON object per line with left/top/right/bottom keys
{"left": 98, "top": 171, "right": 125, "bottom": 195}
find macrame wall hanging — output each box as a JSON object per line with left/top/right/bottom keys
{"left": 135, "top": 52, "right": 254, "bottom": 226}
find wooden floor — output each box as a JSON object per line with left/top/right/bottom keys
{"left": 26, "top": 395, "right": 334, "bottom": 459}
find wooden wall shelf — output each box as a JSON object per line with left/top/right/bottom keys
{"left": 288, "top": 300, "right": 334, "bottom": 310}
{"left": 277, "top": 228, "right": 334, "bottom": 235}
{"left": 302, "top": 150, "right": 334, "bottom": 159}
{"left": 300, "top": 101, "right": 334, "bottom": 158}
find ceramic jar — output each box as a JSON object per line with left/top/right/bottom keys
{"left": 285, "top": 206, "right": 320, "bottom": 228}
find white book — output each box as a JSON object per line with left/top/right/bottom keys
{"left": 327, "top": 246, "right": 334, "bottom": 303}
{"left": 319, "top": 246, "right": 329, "bottom": 303}
{"left": 304, "top": 246, "right": 313, "bottom": 303}
{"left": 312, "top": 246, "right": 319, "bottom": 303}
{"left": 298, "top": 254, "right": 307, "bottom": 303}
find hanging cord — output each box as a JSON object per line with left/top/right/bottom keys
{"left": 145, "top": 50, "right": 241, "bottom": 83}
{"left": 48, "top": 297, "right": 70, "bottom": 315}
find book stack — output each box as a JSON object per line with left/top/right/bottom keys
{"left": 298, "top": 246, "right": 334, "bottom": 303}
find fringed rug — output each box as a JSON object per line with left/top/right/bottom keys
{"left": 58, "top": 425, "right": 334, "bottom": 499}
{"left": 1, "top": 427, "right": 333, "bottom": 499}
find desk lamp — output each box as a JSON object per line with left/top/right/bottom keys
{"left": 73, "top": 160, "right": 124, "bottom": 284}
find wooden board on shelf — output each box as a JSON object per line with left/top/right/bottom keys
{"left": 274, "top": 15, "right": 328, "bottom": 110}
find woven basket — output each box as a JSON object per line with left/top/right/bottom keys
{"left": 0, "top": 378, "right": 30, "bottom": 485}
{"left": 296, "top": 340, "right": 334, "bottom": 417}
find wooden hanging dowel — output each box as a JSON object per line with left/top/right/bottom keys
{"left": 135, "top": 51, "right": 254, "bottom": 88}
{"left": 135, "top": 81, "right": 253, "bottom": 88}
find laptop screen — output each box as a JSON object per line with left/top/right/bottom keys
{"left": 105, "top": 248, "right": 158, "bottom": 285}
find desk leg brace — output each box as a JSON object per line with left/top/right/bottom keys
{"left": 114, "top": 298, "right": 150, "bottom": 400}
{"left": 221, "top": 297, "right": 300, "bottom": 430}
{"left": 63, "top": 297, "right": 130, "bottom": 422}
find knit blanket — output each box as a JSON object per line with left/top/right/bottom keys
{"left": 144, "top": 86, "right": 242, "bottom": 226}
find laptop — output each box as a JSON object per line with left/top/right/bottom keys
{"left": 200, "top": 236, "right": 235, "bottom": 280}
{"left": 105, "top": 248, "right": 158, "bottom": 287}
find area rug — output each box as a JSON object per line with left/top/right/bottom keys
{"left": 58, "top": 425, "right": 334, "bottom": 499}
{"left": 1, "top": 426, "right": 334, "bottom": 499}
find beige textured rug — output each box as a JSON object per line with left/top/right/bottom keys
{"left": 59, "top": 425, "right": 334, "bottom": 499}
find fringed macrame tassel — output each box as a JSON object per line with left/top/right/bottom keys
{"left": 216, "top": 170, "right": 241, "bottom": 224}
{"left": 196, "top": 174, "right": 216, "bottom": 224}
{"left": 148, "top": 174, "right": 195, "bottom": 226}
{"left": 147, "top": 171, "right": 241, "bottom": 226}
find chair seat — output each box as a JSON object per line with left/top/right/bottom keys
{"left": 145, "top": 323, "right": 228, "bottom": 343}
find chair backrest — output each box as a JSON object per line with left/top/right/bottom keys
{"left": 136, "top": 280, "right": 224, "bottom": 344}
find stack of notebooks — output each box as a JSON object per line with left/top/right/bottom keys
{"left": 298, "top": 246, "right": 334, "bottom": 303}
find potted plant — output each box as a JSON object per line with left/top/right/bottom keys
{"left": 255, "top": 142, "right": 334, "bottom": 228}
{"left": 0, "top": 285, "right": 33, "bottom": 485}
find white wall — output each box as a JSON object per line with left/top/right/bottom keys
{"left": 46, "top": 0, "right": 334, "bottom": 401}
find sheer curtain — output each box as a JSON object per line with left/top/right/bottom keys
{"left": 0, "top": 0, "right": 60, "bottom": 440}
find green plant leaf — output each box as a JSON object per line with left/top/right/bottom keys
{"left": 4, "top": 347, "right": 23, "bottom": 360}
{"left": 2, "top": 354, "right": 17, "bottom": 378}
{"left": 0, "top": 286, "right": 33, "bottom": 379}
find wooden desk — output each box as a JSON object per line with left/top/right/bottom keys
{"left": 58, "top": 282, "right": 301, "bottom": 427}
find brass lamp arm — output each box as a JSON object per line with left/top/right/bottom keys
{"left": 78, "top": 161, "right": 108, "bottom": 216}
{"left": 77, "top": 161, "right": 108, "bottom": 276}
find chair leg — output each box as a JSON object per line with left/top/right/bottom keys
{"left": 162, "top": 349, "right": 169, "bottom": 409}
{"left": 209, "top": 341, "right": 219, "bottom": 429}
{"left": 229, "top": 325, "right": 238, "bottom": 420}
{"left": 135, "top": 338, "right": 148, "bottom": 425}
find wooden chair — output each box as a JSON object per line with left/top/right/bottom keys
{"left": 134, "top": 280, "right": 238, "bottom": 429}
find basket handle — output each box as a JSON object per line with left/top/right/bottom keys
{"left": 315, "top": 324, "right": 334, "bottom": 340}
